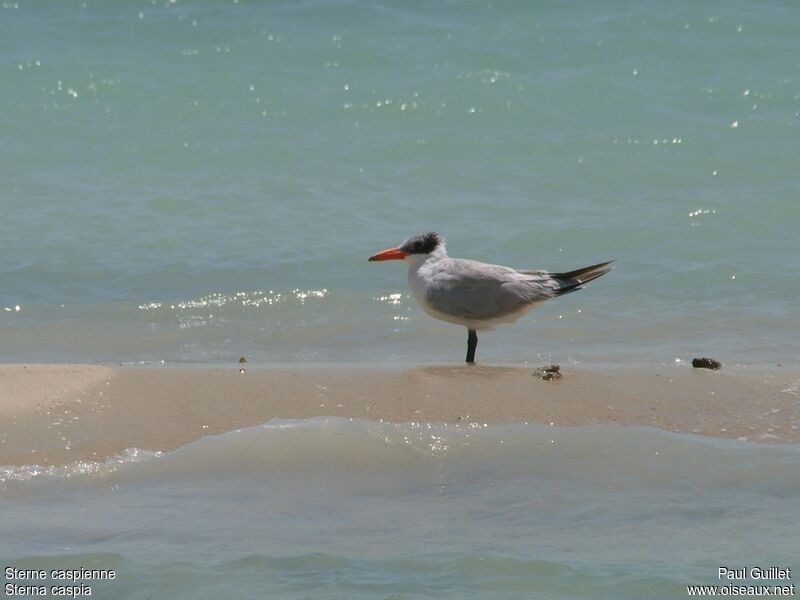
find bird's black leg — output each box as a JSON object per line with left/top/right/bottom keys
{"left": 466, "top": 329, "right": 478, "bottom": 364}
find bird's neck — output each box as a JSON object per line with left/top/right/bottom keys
{"left": 404, "top": 246, "right": 448, "bottom": 270}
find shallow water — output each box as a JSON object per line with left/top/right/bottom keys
{"left": 2, "top": 5, "right": 798, "bottom": 597}
{"left": 2, "top": 418, "right": 799, "bottom": 599}
{"left": 1, "top": 0, "right": 799, "bottom": 366}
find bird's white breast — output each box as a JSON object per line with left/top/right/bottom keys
{"left": 406, "top": 255, "right": 437, "bottom": 314}
{"left": 406, "top": 254, "right": 457, "bottom": 321}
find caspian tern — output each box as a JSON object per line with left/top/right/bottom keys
{"left": 368, "top": 232, "right": 613, "bottom": 364}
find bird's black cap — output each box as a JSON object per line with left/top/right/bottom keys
{"left": 399, "top": 231, "right": 443, "bottom": 255}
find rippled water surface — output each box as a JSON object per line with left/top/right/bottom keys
{"left": 3, "top": 418, "right": 800, "bottom": 599}
{"left": 2, "top": 0, "right": 799, "bottom": 365}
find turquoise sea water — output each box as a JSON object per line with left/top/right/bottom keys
{"left": 3, "top": 419, "right": 800, "bottom": 599}
{"left": 2, "top": 2, "right": 799, "bottom": 598}
{"left": 1, "top": 0, "right": 798, "bottom": 365}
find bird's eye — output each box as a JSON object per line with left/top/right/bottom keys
{"left": 413, "top": 241, "right": 423, "bottom": 251}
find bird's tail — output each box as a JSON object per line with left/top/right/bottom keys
{"left": 551, "top": 260, "right": 615, "bottom": 296}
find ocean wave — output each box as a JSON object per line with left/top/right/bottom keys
{"left": 0, "top": 448, "right": 159, "bottom": 485}
{"left": 4, "top": 418, "right": 800, "bottom": 492}
{"left": 3, "top": 420, "right": 798, "bottom": 595}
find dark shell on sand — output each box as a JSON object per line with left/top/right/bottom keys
{"left": 692, "top": 357, "right": 722, "bottom": 370}
{"left": 533, "top": 364, "right": 562, "bottom": 381}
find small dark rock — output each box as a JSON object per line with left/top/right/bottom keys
{"left": 692, "top": 357, "right": 721, "bottom": 370}
{"left": 238, "top": 357, "right": 248, "bottom": 363}
{"left": 533, "top": 364, "right": 562, "bottom": 381}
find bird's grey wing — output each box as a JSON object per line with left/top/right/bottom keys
{"left": 426, "top": 259, "right": 559, "bottom": 320}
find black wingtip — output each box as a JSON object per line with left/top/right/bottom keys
{"left": 553, "top": 260, "right": 615, "bottom": 281}
{"left": 552, "top": 260, "right": 615, "bottom": 295}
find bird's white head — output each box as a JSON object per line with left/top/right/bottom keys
{"left": 368, "top": 232, "right": 446, "bottom": 265}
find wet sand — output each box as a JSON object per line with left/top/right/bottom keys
{"left": 1, "top": 363, "right": 798, "bottom": 466}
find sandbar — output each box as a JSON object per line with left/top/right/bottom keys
{"left": 1, "top": 363, "right": 798, "bottom": 466}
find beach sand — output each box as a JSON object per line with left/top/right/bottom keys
{"left": 1, "top": 363, "right": 798, "bottom": 466}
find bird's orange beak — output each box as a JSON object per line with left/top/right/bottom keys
{"left": 368, "top": 247, "right": 409, "bottom": 262}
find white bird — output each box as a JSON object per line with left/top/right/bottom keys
{"left": 368, "top": 232, "right": 613, "bottom": 364}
